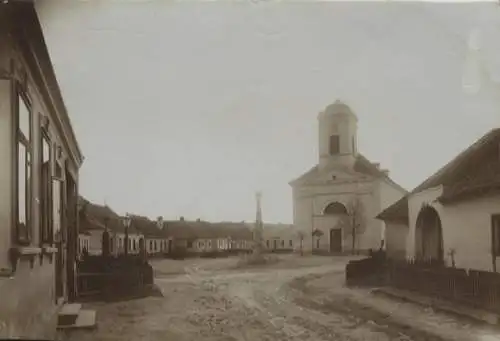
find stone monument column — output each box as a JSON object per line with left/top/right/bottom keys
{"left": 253, "top": 191, "right": 264, "bottom": 254}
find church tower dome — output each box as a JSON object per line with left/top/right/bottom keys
{"left": 317, "top": 100, "right": 358, "bottom": 170}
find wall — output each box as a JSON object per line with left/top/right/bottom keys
{"left": 263, "top": 225, "right": 298, "bottom": 251}
{"left": 112, "top": 233, "right": 142, "bottom": 255}
{"left": 294, "top": 178, "right": 386, "bottom": 253}
{"left": 378, "top": 178, "right": 407, "bottom": 247}
{"left": 311, "top": 180, "right": 379, "bottom": 252}
{"left": 146, "top": 238, "right": 164, "bottom": 254}
{"left": 385, "top": 222, "right": 408, "bottom": 259}
{"left": 441, "top": 196, "right": 500, "bottom": 272}
{"left": 292, "top": 188, "right": 313, "bottom": 252}
{"left": 0, "top": 259, "right": 59, "bottom": 339}
{"left": 88, "top": 230, "right": 103, "bottom": 255}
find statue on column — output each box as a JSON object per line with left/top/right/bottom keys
{"left": 253, "top": 191, "right": 264, "bottom": 255}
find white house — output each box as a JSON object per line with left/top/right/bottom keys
{"left": 263, "top": 224, "right": 297, "bottom": 252}
{"left": 378, "top": 128, "right": 500, "bottom": 272}
{"left": 78, "top": 231, "right": 91, "bottom": 257}
{"left": 290, "top": 100, "right": 407, "bottom": 254}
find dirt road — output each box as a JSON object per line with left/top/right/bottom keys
{"left": 65, "top": 255, "right": 500, "bottom": 341}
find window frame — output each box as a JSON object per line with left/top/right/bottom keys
{"left": 15, "top": 87, "right": 33, "bottom": 246}
{"left": 40, "top": 121, "right": 53, "bottom": 245}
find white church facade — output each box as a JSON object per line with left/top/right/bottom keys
{"left": 289, "top": 101, "right": 407, "bottom": 254}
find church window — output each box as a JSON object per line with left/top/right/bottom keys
{"left": 329, "top": 135, "right": 340, "bottom": 155}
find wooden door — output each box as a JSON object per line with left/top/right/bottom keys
{"left": 330, "top": 228, "right": 342, "bottom": 253}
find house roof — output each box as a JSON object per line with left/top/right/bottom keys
{"left": 130, "top": 215, "right": 165, "bottom": 238}
{"left": 377, "top": 128, "right": 500, "bottom": 222}
{"left": 164, "top": 220, "right": 253, "bottom": 240}
{"left": 375, "top": 196, "right": 409, "bottom": 223}
{"left": 78, "top": 197, "right": 140, "bottom": 234}
{"left": 290, "top": 153, "right": 405, "bottom": 192}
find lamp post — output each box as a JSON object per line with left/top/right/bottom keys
{"left": 102, "top": 216, "right": 110, "bottom": 257}
{"left": 122, "top": 213, "right": 131, "bottom": 256}
{"left": 157, "top": 216, "right": 164, "bottom": 255}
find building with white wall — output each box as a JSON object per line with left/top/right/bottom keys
{"left": 378, "top": 128, "right": 500, "bottom": 272}
{"left": 0, "top": 3, "right": 84, "bottom": 338}
{"left": 290, "top": 100, "right": 406, "bottom": 254}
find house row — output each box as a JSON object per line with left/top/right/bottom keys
{"left": 78, "top": 198, "right": 171, "bottom": 258}
{"left": 378, "top": 128, "right": 500, "bottom": 272}
{"left": 164, "top": 219, "right": 254, "bottom": 255}
{"left": 0, "top": 2, "right": 85, "bottom": 338}
{"left": 77, "top": 200, "right": 261, "bottom": 257}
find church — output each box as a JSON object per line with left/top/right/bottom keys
{"left": 289, "top": 101, "right": 407, "bottom": 254}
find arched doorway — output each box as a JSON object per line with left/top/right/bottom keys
{"left": 415, "top": 205, "right": 444, "bottom": 263}
{"left": 323, "top": 202, "right": 347, "bottom": 253}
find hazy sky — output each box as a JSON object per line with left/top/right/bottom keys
{"left": 36, "top": 1, "right": 500, "bottom": 223}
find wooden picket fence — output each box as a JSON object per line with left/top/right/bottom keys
{"left": 389, "top": 260, "right": 500, "bottom": 314}
{"left": 77, "top": 255, "right": 153, "bottom": 300}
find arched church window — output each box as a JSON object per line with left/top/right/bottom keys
{"left": 329, "top": 135, "right": 340, "bottom": 155}
{"left": 323, "top": 202, "right": 347, "bottom": 215}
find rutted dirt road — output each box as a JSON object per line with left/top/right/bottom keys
{"left": 65, "top": 255, "right": 500, "bottom": 341}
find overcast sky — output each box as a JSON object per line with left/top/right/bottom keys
{"left": 36, "top": 1, "right": 500, "bottom": 223}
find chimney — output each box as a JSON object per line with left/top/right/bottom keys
{"left": 180, "top": 216, "right": 185, "bottom": 222}
{"left": 196, "top": 218, "right": 201, "bottom": 222}
{"left": 372, "top": 162, "right": 380, "bottom": 169}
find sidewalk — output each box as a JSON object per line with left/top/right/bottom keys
{"left": 372, "top": 286, "right": 500, "bottom": 326}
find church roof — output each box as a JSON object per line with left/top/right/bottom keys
{"left": 377, "top": 128, "right": 500, "bottom": 222}
{"left": 289, "top": 153, "right": 403, "bottom": 190}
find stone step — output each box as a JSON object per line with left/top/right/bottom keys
{"left": 57, "top": 309, "right": 97, "bottom": 330}
{"left": 57, "top": 303, "right": 82, "bottom": 326}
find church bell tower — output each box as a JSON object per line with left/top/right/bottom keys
{"left": 317, "top": 100, "right": 358, "bottom": 171}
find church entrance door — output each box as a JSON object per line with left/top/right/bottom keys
{"left": 330, "top": 228, "right": 342, "bottom": 253}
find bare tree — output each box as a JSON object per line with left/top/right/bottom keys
{"left": 297, "top": 230, "right": 305, "bottom": 256}
{"left": 311, "top": 228, "right": 324, "bottom": 252}
{"left": 337, "top": 196, "right": 366, "bottom": 255}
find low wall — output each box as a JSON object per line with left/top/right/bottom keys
{"left": 0, "top": 256, "right": 59, "bottom": 339}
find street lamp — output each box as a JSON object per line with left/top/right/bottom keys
{"left": 102, "top": 216, "right": 110, "bottom": 257}
{"left": 122, "top": 213, "right": 131, "bottom": 256}
{"left": 157, "top": 216, "right": 164, "bottom": 254}
{"left": 156, "top": 216, "right": 163, "bottom": 229}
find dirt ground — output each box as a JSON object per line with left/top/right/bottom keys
{"left": 64, "top": 255, "right": 500, "bottom": 341}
